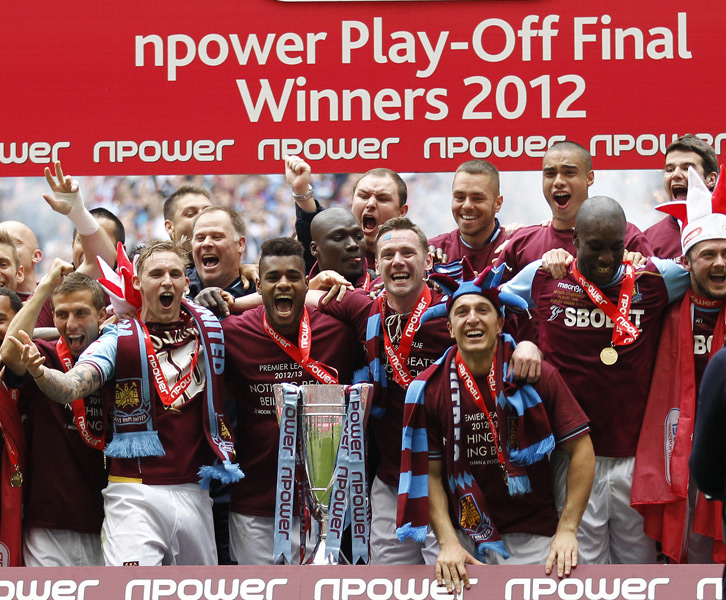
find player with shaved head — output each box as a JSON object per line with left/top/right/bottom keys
{"left": 0, "top": 221, "right": 42, "bottom": 298}
{"left": 496, "top": 141, "right": 652, "bottom": 282}
{"left": 308, "top": 207, "right": 371, "bottom": 289}
{"left": 502, "top": 197, "right": 690, "bottom": 564}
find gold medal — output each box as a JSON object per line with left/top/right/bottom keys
{"left": 10, "top": 467, "right": 22, "bottom": 488}
{"left": 600, "top": 347, "right": 618, "bottom": 365}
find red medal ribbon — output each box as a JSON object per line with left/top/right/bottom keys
{"left": 0, "top": 386, "right": 21, "bottom": 474}
{"left": 55, "top": 339, "right": 105, "bottom": 450}
{"left": 571, "top": 260, "right": 639, "bottom": 347}
{"left": 263, "top": 307, "right": 339, "bottom": 384}
{"left": 362, "top": 271, "right": 371, "bottom": 292}
{"left": 379, "top": 287, "right": 431, "bottom": 389}
{"left": 454, "top": 351, "right": 507, "bottom": 474}
{"left": 139, "top": 319, "right": 201, "bottom": 407}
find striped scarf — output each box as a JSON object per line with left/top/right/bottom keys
{"left": 397, "top": 335, "right": 554, "bottom": 560}
{"left": 107, "top": 300, "right": 243, "bottom": 489}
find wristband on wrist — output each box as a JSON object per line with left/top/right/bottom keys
{"left": 58, "top": 185, "right": 99, "bottom": 236}
{"left": 31, "top": 369, "right": 45, "bottom": 380}
{"left": 292, "top": 184, "right": 314, "bottom": 202}
{"left": 68, "top": 202, "right": 99, "bottom": 236}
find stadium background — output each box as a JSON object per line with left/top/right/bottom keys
{"left": 0, "top": 167, "right": 666, "bottom": 276}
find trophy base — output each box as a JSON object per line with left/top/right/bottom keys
{"left": 304, "top": 524, "right": 350, "bottom": 565}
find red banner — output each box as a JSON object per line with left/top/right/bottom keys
{"left": 0, "top": 564, "right": 722, "bottom": 600}
{"left": 2, "top": 0, "right": 723, "bottom": 175}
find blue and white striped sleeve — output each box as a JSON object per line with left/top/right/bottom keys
{"left": 77, "top": 324, "right": 118, "bottom": 384}
{"left": 652, "top": 257, "right": 690, "bottom": 304}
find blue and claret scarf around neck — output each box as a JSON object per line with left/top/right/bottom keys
{"left": 396, "top": 334, "right": 554, "bottom": 560}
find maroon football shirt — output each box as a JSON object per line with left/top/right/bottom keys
{"left": 320, "top": 289, "right": 453, "bottom": 486}
{"left": 18, "top": 340, "right": 108, "bottom": 533}
{"left": 496, "top": 222, "right": 653, "bottom": 282}
{"left": 223, "top": 305, "right": 363, "bottom": 517}
{"left": 693, "top": 305, "right": 723, "bottom": 388}
{"left": 528, "top": 262, "right": 671, "bottom": 457}
{"left": 428, "top": 226, "right": 509, "bottom": 274}
{"left": 107, "top": 321, "right": 217, "bottom": 485}
{"left": 426, "top": 360, "right": 588, "bottom": 536}
{"left": 645, "top": 216, "right": 682, "bottom": 260}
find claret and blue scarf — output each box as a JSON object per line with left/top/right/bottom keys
{"left": 396, "top": 265, "right": 554, "bottom": 560}
{"left": 97, "top": 244, "right": 243, "bottom": 489}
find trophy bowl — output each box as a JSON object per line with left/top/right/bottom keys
{"left": 299, "top": 385, "right": 348, "bottom": 521}
{"left": 274, "top": 383, "right": 370, "bottom": 564}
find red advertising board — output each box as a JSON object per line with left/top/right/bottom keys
{"left": 1, "top": 0, "right": 723, "bottom": 174}
{"left": 0, "top": 564, "right": 722, "bottom": 600}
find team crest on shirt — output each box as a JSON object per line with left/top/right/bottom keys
{"left": 459, "top": 493, "right": 493, "bottom": 539}
{"left": 115, "top": 380, "right": 141, "bottom": 409}
{"left": 632, "top": 281, "right": 643, "bottom": 303}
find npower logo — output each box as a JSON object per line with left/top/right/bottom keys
{"left": 502, "top": 576, "right": 723, "bottom": 600}
{"left": 314, "top": 577, "right": 478, "bottom": 600}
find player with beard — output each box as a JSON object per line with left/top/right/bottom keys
{"left": 310, "top": 217, "right": 541, "bottom": 564}
{"left": 222, "top": 237, "right": 363, "bottom": 564}
{"left": 7, "top": 241, "right": 241, "bottom": 566}
{"left": 502, "top": 197, "right": 689, "bottom": 564}
{"left": 496, "top": 141, "right": 651, "bottom": 282}
{"left": 1, "top": 261, "right": 109, "bottom": 566}
{"left": 285, "top": 155, "right": 408, "bottom": 272}
{"left": 633, "top": 166, "right": 726, "bottom": 563}
{"left": 0, "top": 287, "right": 24, "bottom": 566}
{"left": 427, "top": 160, "right": 510, "bottom": 273}
{"left": 308, "top": 207, "right": 372, "bottom": 290}
{"left": 397, "top": 271, "right": 593, "bottom": 593}
{"left": 646, "top": 135, "right": 719, "bottom": 259}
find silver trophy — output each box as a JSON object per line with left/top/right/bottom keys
{"left": 274, "top": 383, "right": 371, "bottom": 564}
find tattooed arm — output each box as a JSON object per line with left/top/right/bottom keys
{"left": 8, "top": 330, "right": 104, "bottom": 404}
{"left": 33, "top": 363, "right": 102, "bottom": 405}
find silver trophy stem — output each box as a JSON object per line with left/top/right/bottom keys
{"left": 306, "top": 512, "right": 332, "bottom": 565}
